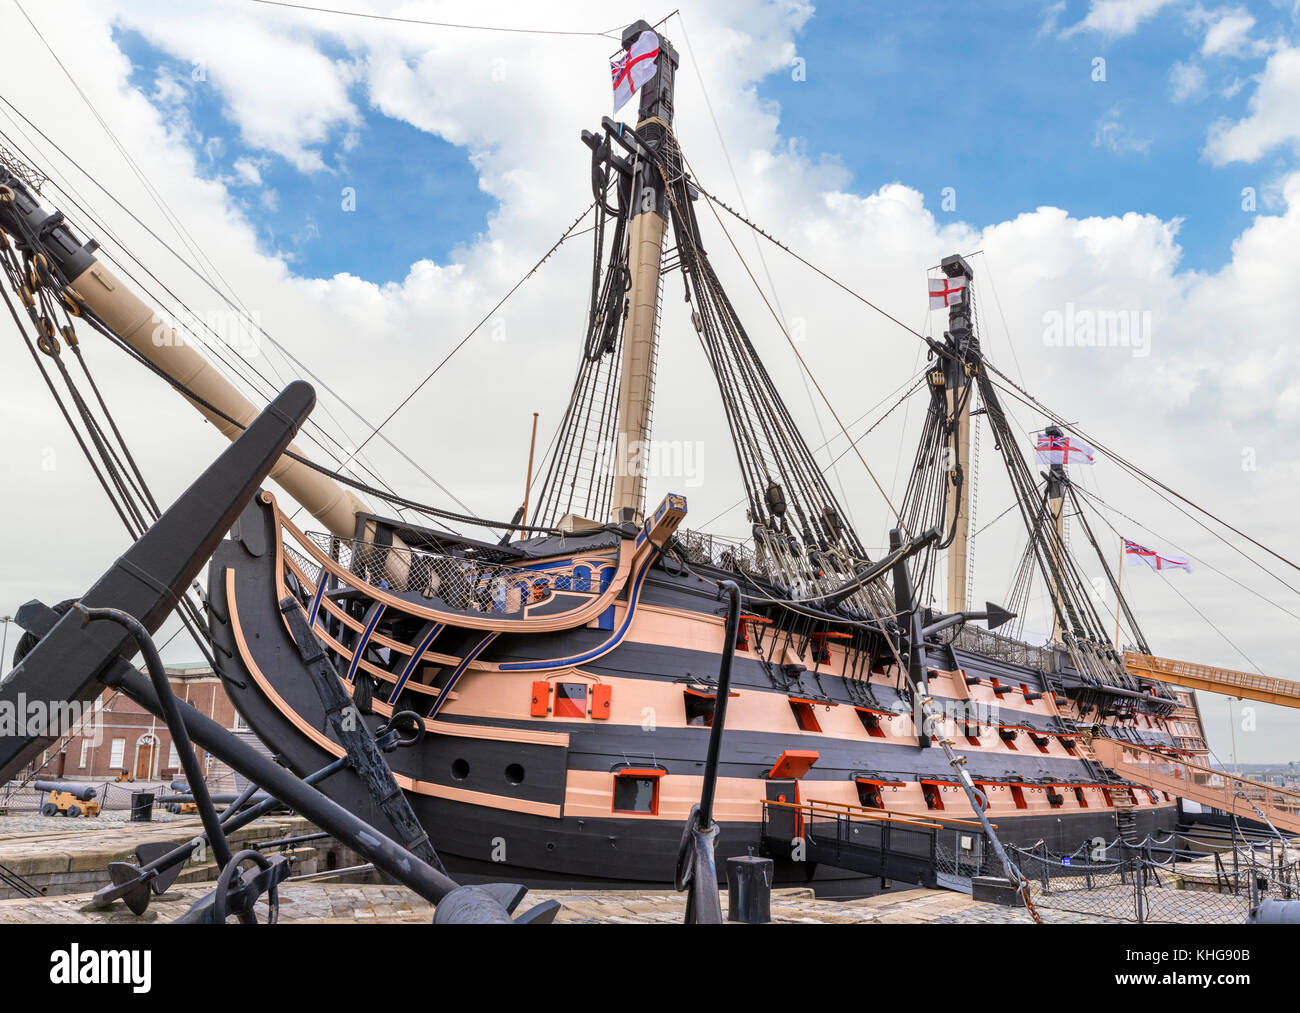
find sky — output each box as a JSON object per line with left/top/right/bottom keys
{"left": 1, "top": 0, "right": 1299, "bottom": 762}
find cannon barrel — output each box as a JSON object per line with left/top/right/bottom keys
{"left": 33, "top": 780, "right": 97, "bottom": 801}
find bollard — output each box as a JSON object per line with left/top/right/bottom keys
{"left": 726, "top": 854, "right": 773, "bottom": 924}
{"left": 130, "top": 791, "right": 155, "bottom": 823}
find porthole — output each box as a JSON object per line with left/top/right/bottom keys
{"left": 506, "top": 763, "right": 525, "bottom": 785}
{"left": 451, "top": 758, "right": 470, "bottom": 781}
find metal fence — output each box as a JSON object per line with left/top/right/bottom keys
{"left": 1012, "top": 836, "right": 1296, "bottom": 924}
{"left": 1, "top": 779, "right": 173, "bottom": 814}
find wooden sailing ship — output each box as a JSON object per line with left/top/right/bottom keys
{"left": 9, "top": 17, "right": 1294, "bottom": 891}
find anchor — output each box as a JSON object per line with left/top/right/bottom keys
{"left": 0, "top": 382, "right": 557, "bottom": 924}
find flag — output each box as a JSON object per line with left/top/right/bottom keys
{"left": 1124, "top": 538, "right": 1191, "bottom": 573}
{"left": 611, "top": 30, "right": 660, "bottom": 113}
{"left": 928, "top": 275, "right": 967, "bottom": 309}
{"left": 1035, "top": 432, "right": 1096, "bottom": 465}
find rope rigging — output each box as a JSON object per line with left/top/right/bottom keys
{"left": 0, "top": 190, "right": 216, "bottom": 666}
{"left": 0, "top": 99, "right": 490, "bottom": 528}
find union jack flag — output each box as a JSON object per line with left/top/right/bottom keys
{"left": 1124, "top": 538, "right": 1191, "bottom": 573}
{"left": 1035, "top": 432, "right": 1095, "bottom": 465}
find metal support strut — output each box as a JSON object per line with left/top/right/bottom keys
{"left": 676, "top": 579, "right": 741, "bottom": 924}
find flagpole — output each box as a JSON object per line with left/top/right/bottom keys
{"left": 1114, "top": 536, "right": 1124, "bottom": 650}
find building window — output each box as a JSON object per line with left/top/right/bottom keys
{"left": 78, "top": 740, "right": 90, "bottom": 768}
{"left": 168, "top": 743, "right": 180, "bottom": 769}
{"left": 233, "top": 711, "right": 250, "bottom": 731}
{"left": 109, "top": 738, "right": 125, "bottom": 769}
{"left": 553, "top": 682, "right": 588, "bottom": 719}
{"left": 612, "top": 770, "right": 663, "bottom": 814}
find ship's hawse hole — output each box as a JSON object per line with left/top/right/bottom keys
{"left": 451, "top": 758, "right": 470, "bottom": 781}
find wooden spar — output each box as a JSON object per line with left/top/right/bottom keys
{"left": 1044, "top": 428, "right": 1069, "bottom": 644}
{"left": 1114, "top": 535, "right": 1124, "bottom": 649}
{"left": 940, "top": 255, "right": 976, "bottom": 614}
{"left": 68, "top": 259, "right": 368, "bottom": 540}
{"left": 609, "top": 22, "right": 678, "bottom": 526}
{"left": 521, "top": 411, "right": 539, "bottom": 533}
{"left": 944, "top": 373, "right": 972, "bottom": 612}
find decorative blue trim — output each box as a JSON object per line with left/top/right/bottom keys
{"left": 345, "top": 604, "right": 387, "bottom": 683}
{"left": 498, "top": 546, "right": 661, "bottom": 672}
{"left": 387, "top": 622, "right": 445, "bottom": 704}
{"left": 307, "top": 576, "right": 328, "bottom": 625}
{"left": 426, "top": 632, "right": 499, "bottom": 718}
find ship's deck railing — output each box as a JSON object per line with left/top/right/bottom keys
{"left": 293, "top": 531, "right": 602, "bottom": 615}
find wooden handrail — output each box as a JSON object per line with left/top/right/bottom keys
{"left": 1124, "top": 651, "right": 1300, "bottom": 710}
{"left": 805, "top": 797, "right": 995, "bottom": 829}
{"left": 761, "top": 798, "right": 943, "bottom": 829}
{"left": 1093, "top": 737, "right": 1300, "bottom": 835}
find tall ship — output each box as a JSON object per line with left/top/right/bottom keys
{"left": 2, "top": 17, "right": 1292, "bottom": 891}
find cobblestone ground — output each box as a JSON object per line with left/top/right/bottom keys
{"left": 0, "top": 808, "right": 190, "bottom": 836}
{"left": 0, "top": 881, "right": 1120, "bottom": 924}
{"left": 0, "top": 812, "right": 1124, "bottom": 924}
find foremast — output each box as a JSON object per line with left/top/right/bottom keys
{"left": 610, "top": 21, "right": 679, "bottom": 526}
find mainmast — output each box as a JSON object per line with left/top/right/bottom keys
{"left": 610, "top": 20, "right": 679, "bottom": 526}
{"left": 939, "top": 254, "right": 976, "bottom": 613}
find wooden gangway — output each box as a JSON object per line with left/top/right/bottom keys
{"left": 1123, "top": 651, "right": 1300, "bottom": 710}
{"left": 1092, "top": 738, "right": 1300, "bottom": 835}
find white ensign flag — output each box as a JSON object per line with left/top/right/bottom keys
{"left": 611, "top": 31, "right": 660, "bottom": 113}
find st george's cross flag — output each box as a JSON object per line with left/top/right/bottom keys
{"left": 1035, "top": 432, "right": 1096, "bottom": 465}
{"left": 928, "top": 275, "right": 968, "bottom": 309}
{"left": 612, "top": 30, "right": 660, "bottom": 113}
{"left": 1124, "top": 538, "right": 1192, "bottom": 573}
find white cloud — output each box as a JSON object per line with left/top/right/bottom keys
{"left": 1205, "top": 44, "right": 1300, "bottom": 164}
{"left": 1169, "top": 59, "right": 1207, "bottom": 101}
{"left": 1062, "top": 0, "right": 1181, "bottom": 37}
{"left": 110, "top": 0, "right": 362, "bottom": 173}
{"left": 0, "top": 1, "right": 1298, "bottom": 760}
{"left": 1201, "top": 8, "right": 1257, "bottom": 56}
{"left": 230, "top": 156, "right": 264, "bottom": 187}
{"left": 1093, "top": 105, "right": 1153, "bottom": 154}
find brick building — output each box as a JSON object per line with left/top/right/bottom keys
{"left": 34, "top": 662, "right": 254, "bottom": 786}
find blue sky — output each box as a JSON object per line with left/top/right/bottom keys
{"left": 115, "top": 26, "right": 493, "bottom": 282}
{"left": 115, "top": 3, "right": 1297, "bottom": 281}
{"left": 758, "top": 1, "right": 1281, "bottom": 273}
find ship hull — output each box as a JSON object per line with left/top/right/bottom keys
{"left": 207, "top": 494, "right": 1180, "bottom": 889}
